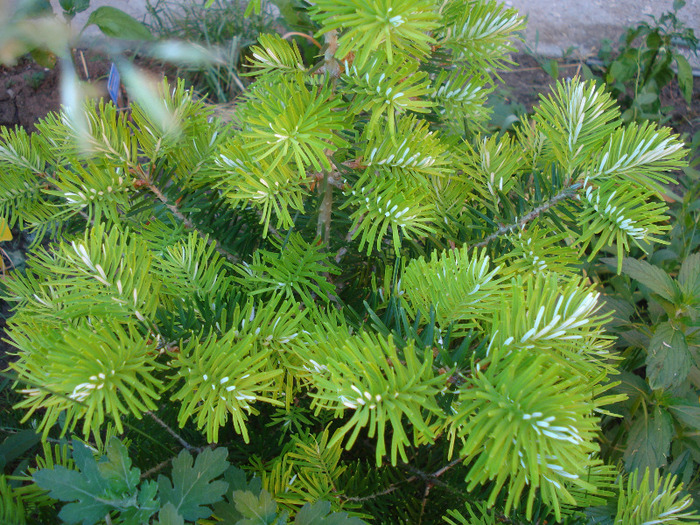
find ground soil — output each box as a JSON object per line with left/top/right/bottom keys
{"left": 496, "top": 54, "right": 700, "bottom": 139}
{"left": 0, "top": 50, "right": 116, "bottom": 132}
{"left": 2, "top": 51, "right": 699, "bottom": 137}
{"left": 0, "top": 58, "right": 61, "bottom": 133}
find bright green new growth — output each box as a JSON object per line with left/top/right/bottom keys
{"left": 615, "top": 468, "right": 700, "bottom": 524}
{"left": 0, "top": 0, "right": 696, "bottom": 522}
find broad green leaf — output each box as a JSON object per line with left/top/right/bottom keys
{"left": 212, "top": 467, "right": 266, "bottom": 522}
{"left": 154, "top": 502, "right": 185, "bottom": 525}
{"left": 624, "top": 406, "right": 672, "bottom": 472}
{"left": 584, "top": 509, "right": 616, "bottom": 524}
{"left": 270, "top": 0, "right": 304, "bottom": 27}
{"left": 72, "top": 440, "right": 110, "bottom": 495}
{"left": 57, "top": 500, "right": 116, "bottom": 525}
{"left": 33, "top": 440, "right": 159, "bottom": 525}
{"left": 294, "top": 500, "right": 367, "bottom": 524}
{"left": 679, "top": 253, "right": 700, "bottom": 300}
{"left": 669, "top": 401, "right": 700, "bottom": 431}
{"left": 59, "top": 0, "right": 90, "bottom": 16}
{"left": 620, "top": 257, "right": 679, "bottom": 303}
{"left": 85, "top": 7, "right": 153, "bottom": 40}
{"left": 232, "top": 489, "right": 280, "bottom": 524}
{"left": 647, "top": 322, "right": 691, "bottom": 390}
{"left": 224, "top": 466, "right": 262, "bottom": 494}
{"left": 98, "top": 437, "right": 141, "bottom": 494}
{"left": 0, "top": 429, "right": 39, "bottom": 470}
{"left": 613, "top": 371, "right": 651, "bottom": 402}
{"left": 158, "top": 447, "right": 229, "bottom": 521}
{"left": 675, "top": 53, "right": 694, "bottom": 105}
{"left": 541, "top": 59, "right": 558, "bottom": 79}
{"left": 0, "top": 218, "right": 12, "bottom": 241}
{"left": 123, "top": 480, "right": 160, "bottom": 524}
{"left": 633, "top": 92, "right": 659, "bottom": 107}
{"left": 32, "top": 465, "right": 111, "bottom": 525}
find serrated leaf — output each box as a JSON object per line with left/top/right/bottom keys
{"left": 58, "top": 500, "right": 117, "bottom": 525}
{"left": 32, "top": 466, "right": 111, "bottom": 525}
{"left": 675, "top": 53, "right": 694, "bottom": 105}
{"left": 98, "top": 437, "right": 140, "bottom": 494}
{"left": 232, "top": 490, "right": 280, "bottom": 525}
{"left": 212, "top": 467, "right": 266, "bottom": 522}
{"left": 154, "top": 502, "right": 185, "bottom": 525}
{"left": 72, "top": 440, "right": 111, "bottom": 495}
{"left": 294, "top": 501, "right": 367, "bottom": 524}
{"left": 123, "top": 480, "right": 160, "bottom": 524}
{"left": 158, "top": 447, "right": 229, "bottom": 521}
{"left": 224, "top": 466, "right": 262, "bottom": 494}
{"left": 669, "top": 401, "right": 700, "bottom": 431}
{"left": 614, "top": 371, "right": 652, "bottom": 401}
{"left": 33, "top": 440, "right": 159, "bottom": 525}
{"left": 85, "top": 7, "right": 153, "bottom": 40}
{"left": 624, "top": 406, "right": 673, "bottom": 472}
{"left": 679, "top": 253, "right": 700, "bottom": 300}
{"left": 647, "top": 322, "right": 691, "bottom": 390}
{"left": 619, "top": 257, "right": 679, "bottom": 303}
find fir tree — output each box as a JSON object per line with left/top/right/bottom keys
{"left": 0, "top": 0, "right": 695, "bottom": 523}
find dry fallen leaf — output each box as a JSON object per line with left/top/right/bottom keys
{"left": 0, "top": 218, "right": 12, "bottom": 242}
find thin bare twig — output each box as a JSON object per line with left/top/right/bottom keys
{"left": 343, "top": 454, "right": 468, "bottom": 503}
{"left": 281, "top": 31, "right": 322, "bottom": 49}
{"left": 146, "top": 411, "right": 200, "bottom": 454}
{"left": 469, "top": 183, "right": 582, "bottom": 251}
{"left": 143, "top": 179, "right": 240, "bottom": 264}
{"left": 431, "top": 456, "right": 466, "bottom": 478}
{"left": 343, "top": 475, "right": 418, "bottom": 502}
{"left": 141, "top": 457, "right": 174, "bottom": 480}
{"left": 334, "top": 217, "right": 360, "bottom": 264}
{"left": 419, "top": 481, "right": 431, "bottom": 525}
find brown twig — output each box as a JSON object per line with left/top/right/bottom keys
{"left": 80, "top": 51, "right": 89, "bottom": 80}
{"left": 430, "top": 455, "right": 466, "bottom": 478}
{"left": 0, "top": 246, "right": 14, "bottom": 277}
{"left": 343, "top": 454, "right": 468, "bottom": 503}
{"left": 141, "top": 457, "right": 174, "bottom": 480}
{"left": 510, "top": 62, "right": 585, "bottom": 73}
{"left": 146, "top": 411, "right": 201, "bottom": 454}
{"left": 281, "top": 31, "right": 322, "bottom": 49}
{"left": 343, "top": 476, "right": 417, "bottom": 502}
{"left": 468, "top": 183, "right": 582, "bottom": 251}
{"left": 141, "top": 176, "right": 240, "bottom": 264}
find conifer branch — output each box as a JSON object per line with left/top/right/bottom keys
{"left": 137, "top": 173, "right": 240, "bottom": 264}
{"left": 469, "top": 182, "right": 583, "bottom": 250}
{"left": 317, "top": 172, "right": 333, "bottom": 244}
{"left": 146, "top": 411, "right": 202, "bottom": 454}
{"left": 316, "top": 29, "right": 340, "bottom": 243}
{"left": 343, "top": 455, "right": 467, "bottom": 503}
{"left": 1, "top": 2, "right": 690, "bottom": 519}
